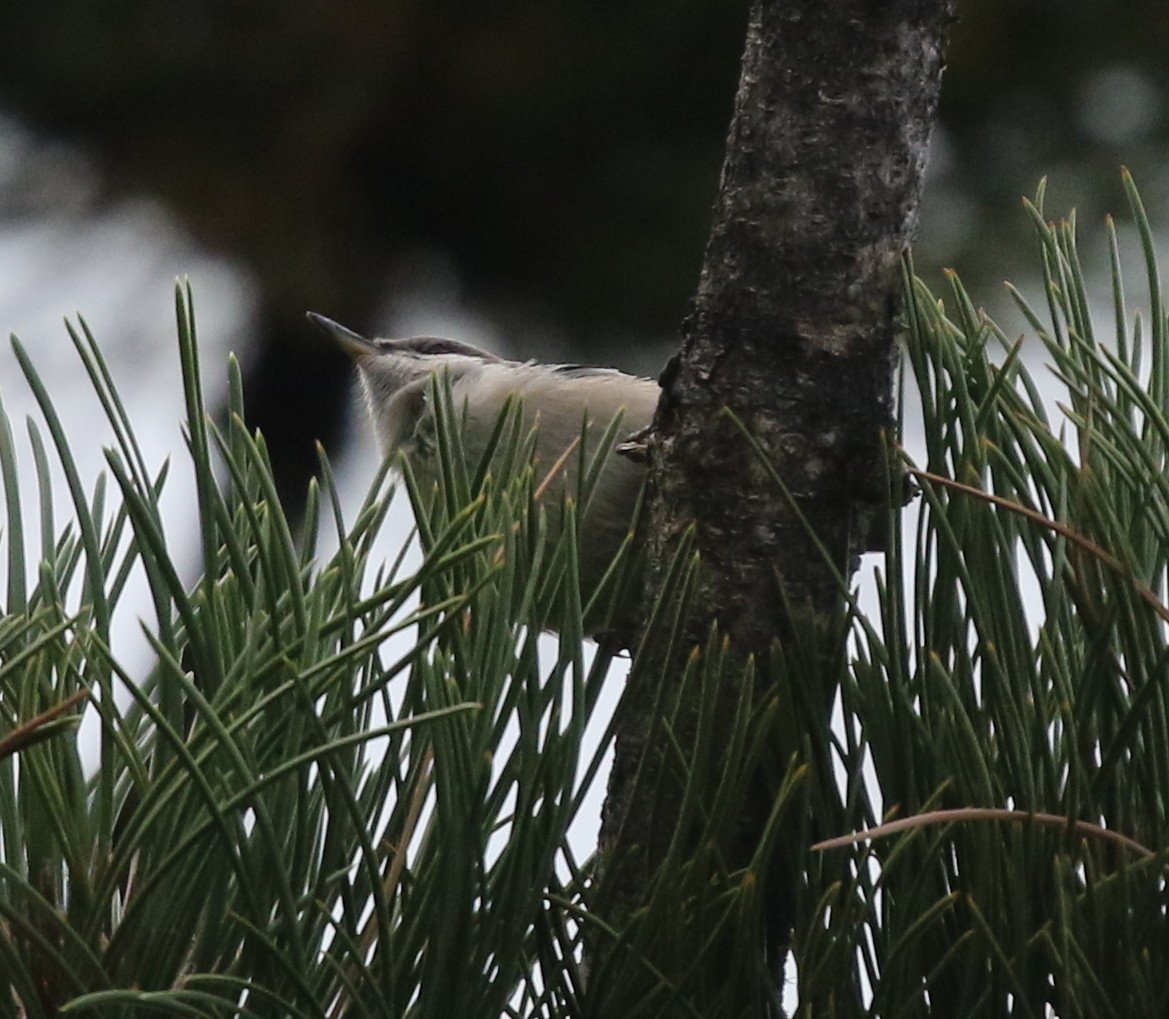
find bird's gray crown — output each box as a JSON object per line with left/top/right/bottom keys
{"left": 378, "top": 336, "right": 501, "bottom": 361}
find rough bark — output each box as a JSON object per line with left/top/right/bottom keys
{"left": 596, "top": 0, "right": 955, "bottom": 1005}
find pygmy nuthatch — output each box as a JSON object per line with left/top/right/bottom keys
{"left": 309, "top": 313, "right": 659, "bottom": 627}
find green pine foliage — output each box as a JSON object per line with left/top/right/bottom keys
{"left": 0, "top": 287, "right": 635, "bottom": 1017}
{"left": 797, "top": 171, "right": 1169, "bottom": 1016}
{"left": 3, "top": 172, "right": 1169, "bottom": 1017}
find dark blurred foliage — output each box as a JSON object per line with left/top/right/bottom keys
{"left": 925, "top": 0, "right": 1169, "bottom": 287}
{"left": 0, "top": 0, "right": 1166, "bottom": 505}
{"left": 0, "top": 0, "right": 752, "bottom": 505}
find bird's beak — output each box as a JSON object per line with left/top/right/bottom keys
{"left": 306, "top": 312, "right": 382, "bottom": 358}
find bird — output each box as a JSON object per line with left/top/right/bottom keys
{"left": 308, "top": 312, "right": 659, "bottom": 635}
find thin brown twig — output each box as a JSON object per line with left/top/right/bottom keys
{"left": 813, "top": 806, "right": 1156, "bottom": 860}
{"left": 329, "top": 745, "right": 435, "bottom": 1019}
{"left": 0, "top": 688, "right": 89, "bottom": 760}
{"left": 534, "top": 436, "right": 582, "bottom": 502}
{"left": 910, "top": 466, "right": 1169, "bottom": 625}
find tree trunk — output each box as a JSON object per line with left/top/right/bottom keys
{"left": 595, "top": 0, "right": 955, "bottom": 1010}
